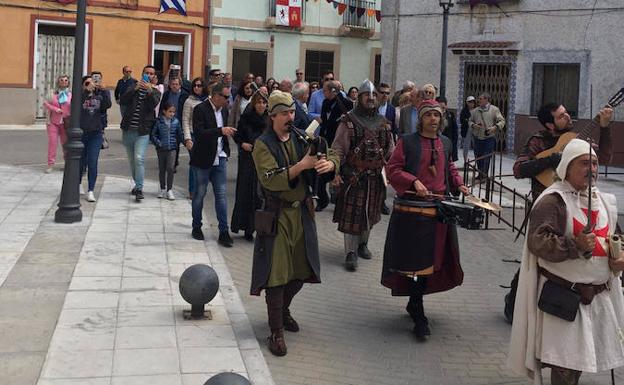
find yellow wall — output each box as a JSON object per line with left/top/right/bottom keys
{"left": 0, "top": 7, "right": 33, "bottom": 85}
{"left": 0, "top": 1, "right": 207, "bottom": 87}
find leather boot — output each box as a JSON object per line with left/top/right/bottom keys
{"left": 283, "top": 309, "right": 299, "bottom": 332}
{"left": 267, "top": 329, "right": 287, "bottom": 356}
{"left": 358, "top": 243, "right": 372, "bottom": 260}
{"left": 406, "top": 302, "right": 430, "bottom": 341}
{"left": 345, "top": 252, "right": 358, "bottom": 272}
{"left": 551, "top": 366, "right": 581, "bottom": 385}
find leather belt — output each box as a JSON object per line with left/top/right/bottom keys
{"left": 538, "top": 266, "right": 609, "bottom": 305}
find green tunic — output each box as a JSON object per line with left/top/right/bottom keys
{"left": 252, "top": 136, "right": 338, "bottom": 288}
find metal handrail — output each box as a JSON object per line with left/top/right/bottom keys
{"left": 342, "top": 0, "right": 375, "bottom": 29}
{"left": 463, "top": 152, "right": 532, "bottom": 235}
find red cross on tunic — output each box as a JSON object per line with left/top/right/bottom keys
{"left": 572, "top": 208, "right": 609, "bottom": 257}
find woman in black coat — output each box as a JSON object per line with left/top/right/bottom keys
{"left": 231, "top": 90, "right": 269, "bottom": 240}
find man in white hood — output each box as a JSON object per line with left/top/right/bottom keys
{"left": 509, "top": 138, "right": 624, "bottom": 385}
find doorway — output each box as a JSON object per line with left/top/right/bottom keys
{"left": 463, "top": 62, "right": 511, "bottom": 150}
{"left": 152, "top": 31, "right": 191, "bottom": 83}
{"left": 35, "top": 24, "right": 76, "bottom": 118}
{"left": 231, "top": 49, "right": 267, "bottom": 86}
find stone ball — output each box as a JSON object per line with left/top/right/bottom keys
{"left": 204, "top": 372, "right": 251, "bottom": 385}
{"left": 179, "top": 264, "right": 219, "bottom": 305}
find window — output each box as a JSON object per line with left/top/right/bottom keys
{"left": 373, "top": 54, "right": 381, "bottom": 85}
{"left": 232, "top": 49, "right": 268, "bottom": 85}
{"left": 304, "top": 50, "right": 334, "bottom": 83}
{"left": 531, "top": 64, "right": 580, "bottom": 118}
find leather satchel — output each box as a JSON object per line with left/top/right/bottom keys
{"left": 254, "top": 210, "right": 277, "bottom": 236}
{"left": 538, "top": 280, "right": 580, "bottom": 322}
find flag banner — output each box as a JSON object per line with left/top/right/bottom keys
{"left": 159, "top": 0, "right": 187, "bottom": 16}
{"left": 276, "top": 0, "right": 302, "bottom": 28}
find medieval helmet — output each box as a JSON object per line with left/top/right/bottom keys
{"left": 358, "top": 79, "right": 376, "bottom": 98}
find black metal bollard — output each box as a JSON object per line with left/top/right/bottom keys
{"left": 204, "top": 372, "right": 251, "bottom": 385}
{"left": 179, "top": 264, "right": 219, "bottom": 320}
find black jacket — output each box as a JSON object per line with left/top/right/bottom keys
{"left": 94, "top": 88, "right": 112, "bottom": 128}
{"left": 115, "top": 77, "right": 137, "bottom": 102}
{"left": 80, "top": 91, "right": 111, "bottom": 133}
{"left": 320, "top": 94, "right": 353, "bottom": 146}
{"left": 442, "top": 110, "right": 459, "bottom": 161}
{"left": 120, "top": 86, "right": 162, "bottom": 135}
{"left": 190, "top": 99, "right": 230, "bottom": 169}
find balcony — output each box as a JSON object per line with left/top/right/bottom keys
{"left": 339, "top": 0, "right": 376, "bottom": 38}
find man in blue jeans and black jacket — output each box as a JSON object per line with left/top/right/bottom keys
{"left": 190, "top": 83, "right": 236, "bottom": 247}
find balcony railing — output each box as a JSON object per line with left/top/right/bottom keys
{"left": 342, "top": 0, "right": 375, "bottom": 30}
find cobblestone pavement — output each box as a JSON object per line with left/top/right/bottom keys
{"left": 2, "top": 129, "right": 624, "bottom": 385}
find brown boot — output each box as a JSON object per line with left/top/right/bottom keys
{"left": 283, "top": 309, "right": 299, "bottom": 332}
{"left": 267, "top": 329, "right": 287, "bottom": 356}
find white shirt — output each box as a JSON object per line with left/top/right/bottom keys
{"left": 209, "top": 98, "right": 228, "bottom": 166}
{"left": 378, "top": 102, "right": 388, "bottom": 117}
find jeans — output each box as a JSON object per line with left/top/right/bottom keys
{"left": 122, "top": 130, "right": 150, "bottom": 190}
{"left": 473, "top": 136, "right": 496, "bottom": 176}
{"left": 191, "top": 157, "right": 228, "bottom": 233}
{"left": 157, "top": 149, "right": 176, "bottom": 190}
{"left": 80, "top": 131, "right": 103, "bottom": 191}
{"left": 46, "top": 122, "right": 67, "bottom": 166}
{"left": 187, "top": 133, "right": 196, "bottom": 195}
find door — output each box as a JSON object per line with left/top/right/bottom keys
{"left": 232, "top": 49, "right": 267, "bottom": 85}
{"left": 464, "top": 63, "right": 510, "bottom": 150}
{"left": 153, "top": 32, "right": 187, "bottom": 84}
{"left": 36, "top": 25, "right": 75, "bottom": 118}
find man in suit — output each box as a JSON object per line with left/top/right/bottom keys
{"left": 292, "top": 81, "right": 312, "bottom": 130}
{"left": 378, "top": 83, "right": 397, "bottom": 139}
{"left": 436, "top": 96, "right": 459, "bottom": 162}
{"left": 190, "top": 83, "right": 237, "bottom": 247}
{"left": 317, "top": 80, "right": 353, "bottom": 211}
{"left": 399, "top": 86, "right": 422, "bottom": 135}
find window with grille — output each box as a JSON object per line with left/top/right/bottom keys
{"left": 304, "top": 50, "right": 334, "bottom": 83}
{"left": 531, "top": 63, "right": 580, "bottom": 118}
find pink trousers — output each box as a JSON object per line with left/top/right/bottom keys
{"left": 47, "top": 122, "right": 67, "bottom": 166}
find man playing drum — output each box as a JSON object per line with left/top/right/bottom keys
{"left": 382, "top": 99, "right": 470, "bottom": 341}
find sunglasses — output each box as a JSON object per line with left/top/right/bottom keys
{"left": 324, "top": 77, "right": 334, "bottom": 82}
{"left": 380, "top": 91, "right": 390, "bottom": 95}
{"left": 296, "top": 72, "right": 303, "bottom": 75}
{"left": 218, "top": 93, "right": 231, "bottom": 99}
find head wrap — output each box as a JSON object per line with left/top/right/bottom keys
{"left": 556, "top": 138, "right": 597, "bottom": 180}
{"left": 268, "top": 90, "right": 295, "bottom": 116}
{"left": 418, "top": 99, "right": 443, "bottom": 120}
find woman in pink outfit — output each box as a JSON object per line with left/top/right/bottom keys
{"left": 43, "top": 75, "right": 72, "bottom": 172}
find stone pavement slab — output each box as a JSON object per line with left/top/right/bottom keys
{"left": 33, "top": 175, "right": 275, "bottom": 385}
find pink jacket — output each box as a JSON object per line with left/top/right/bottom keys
{"left": 44, "top": 92, "right": 72, "bottom": 125}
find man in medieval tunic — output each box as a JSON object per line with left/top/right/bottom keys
{"left": 250, "top": 91, "right": 338, "bottom": 357}
{"left": 382, "top": 99, "right": 470, "bottom": 340}
{"left": 509, "top": 138, "right": 624, "bottom": 385}
{"left": 331, "top": 79, "right": 394, "bottom": 272}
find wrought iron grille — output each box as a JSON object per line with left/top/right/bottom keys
{"left": 464, "top": 62, "right": 511, "bottom": 149}
{"left": 342, "top": 0, "right": 375, "bottom": 29}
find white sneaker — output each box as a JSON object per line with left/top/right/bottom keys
{"left": 87, "top": 191, "right": 96, "bottom": 202}
{"left": 157, "top": 189, "right": 166, "bottom": 199}
{"left": 45, "top": 166, "right": 53, "bottom": 174}
{"left": 79, "top": 185, "right": 85, "bottom": 195}
{"left": 166, "top": 190, "right": 175, "bottom": 200}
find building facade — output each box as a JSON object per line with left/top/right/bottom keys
{"left": 210, "top": 0, "right": 382, "bottom": 90}
{"left": 381, "top": 0, "right": 624, "bottom": 165}
{"left": 0, "top": 0, "right": 210, "bottom": 125}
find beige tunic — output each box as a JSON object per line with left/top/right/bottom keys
{"left": 509, "top": 181, "right": 624, "bottom": 382}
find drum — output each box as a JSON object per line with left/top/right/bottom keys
{"left": 439, "top": 200, "right": 484, "bottom": 230}
{"left": 392, "top": 197, "right": 438, "bottom": 217}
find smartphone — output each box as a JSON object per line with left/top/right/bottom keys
{"left": 92, "top": 73, "right": 101, "bottom": 85}
{"left": 142, "top": 74, "right": 150, "bottom": 82}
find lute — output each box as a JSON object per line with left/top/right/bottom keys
{"left": 534, "top": 87, "right": 624, "bottom": 188}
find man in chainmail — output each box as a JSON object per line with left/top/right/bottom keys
{"left": 331, "top": 79, "right": 394, "bottom": 271}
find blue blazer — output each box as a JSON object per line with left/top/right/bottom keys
{"left": 383, "top": 103, "right": 397, "bottom": 137}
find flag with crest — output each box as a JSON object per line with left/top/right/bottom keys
{"left": 276, "top": 0, "right": 302, "bottom": 28}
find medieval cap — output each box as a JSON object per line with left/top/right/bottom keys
{"left": 268, "top": 90, "right": 295, "bottom": 116}
{"left": 556, "top": 138, "right": 597, "bottom": 180}
{"left": 418, "top": 99, "right": 443, "bottom": 120}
